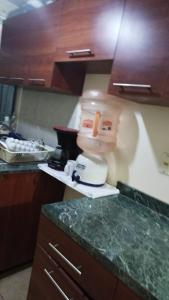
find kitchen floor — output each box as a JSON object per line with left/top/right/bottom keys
{"left": 0, "top": 267, "right": 31, "bottom": 300}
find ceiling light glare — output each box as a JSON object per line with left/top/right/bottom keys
{"left": 28, "top": 0, "right": 43, "bottom": 8}
{"left": 0, "top": 15, "right": 6, "bottom": 20}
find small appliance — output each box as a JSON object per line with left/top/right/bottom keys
{"left": 48, "top": 126, "right": 82, "bottom": 171}
{"left": 72, "top": 152, "right": 108, "bottom": 186}
{"left": 73, "top": 92, "right": 123, "bottom": 186}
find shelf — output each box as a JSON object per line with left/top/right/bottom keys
{"left": 38, "top": 163, "right": 119, "bottom": 199}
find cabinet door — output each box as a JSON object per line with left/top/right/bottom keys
{"left": 27, "top": 246, "right": 63, "bottom": 300}
{"left": 0, "top": 1, "right": 63, "bottom": 88}
{"left": 56, "top": 0, "right": 124, "bottom": 61}
{"left": 24, "top": 54, "right": 55, "bottom": 88}
{"left": 108, "top": 0, "right": 169, "bottom": 105}
{"left": 0, "top": 172, "right": 65, "bottom": 272}
{"left": 0, "top": 52, "right": 11, "bottom": 83}
{"left": 38, "top": 215, "right": 117, "bottom": 300}
{"left": 27, "top": 245, "right": 87, "bottom": 300}
{"left": 0, "top": 52, "right": 24, "bottom": 85}
{"left": 1, "top": 1, "right": 63, "bottom": 56}
{"left": 113, "top": 281, "right": 143, "bottom": 300}
{"left": 0, "top": 173, "right": 39, "bottom": 271}
{"left": 0, "top": 53, "right": 54, "bottom": 88}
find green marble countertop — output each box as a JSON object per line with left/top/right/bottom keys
{"left": 0, "top": 159, "right": 40, "bottom": 174}
{"left": 42, "top": 194, "right": 169, "bottom": 300}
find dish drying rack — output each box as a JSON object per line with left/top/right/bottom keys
{"left": 0, "top": 139, "right": 54, "bottom": 163}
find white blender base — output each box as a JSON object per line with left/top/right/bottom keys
{"left": 74, "top": 152, "right": 108, "bottom": 186}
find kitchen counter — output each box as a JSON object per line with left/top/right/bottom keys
{"left": 42, "top": 191, "right": 169, "bottom": 300}
{"left": 0, "top": 159, "right": 40, "bottom": 174}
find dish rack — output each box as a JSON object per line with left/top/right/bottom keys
{"left": 0, "top": 145, "right": 54, "bottom": 163}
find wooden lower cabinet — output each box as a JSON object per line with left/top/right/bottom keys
{"left": 27, "top": 215, "right": 143, "bottom": 300}
{"left": 27, "top": 245, "right": 89, "bottom": 300}
{"left": 114, "top": 281, "right": 141, "bottom": 300}
{"left": 0, "top": 171, "right": 65, "bottom": 272}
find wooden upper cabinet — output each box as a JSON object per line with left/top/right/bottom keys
{"left": 56, "top": 0, "right": 124, "bottom": 61}
{"left": 0, "top": 52, "right": 27, "bottom": 85}
{"left": 0, "top": 0, "right": 124, "bottom": 93}
{"left": 0, "top": 52, "right": 53, "bottom": 88}
{"left": 108, "top": 0, "right": 169, "bottom": 106}
{"left": 0, "top": 1, "right": 63, "bottom": 88}
{"left": 23, "top": 53, "right": 55, "bottom": 88}
{"left": 1, "top": 1, "right": 63, "bottom": 56}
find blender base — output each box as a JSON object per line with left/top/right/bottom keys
{"left": 72, "top": 170, "right": 104, "bottom": 187}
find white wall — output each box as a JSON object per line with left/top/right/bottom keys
{"left": 0, "top": 23, "right": 2, "bottom": 47}
{"left": 16, "top": 74, "right": 169, "bottom": 204}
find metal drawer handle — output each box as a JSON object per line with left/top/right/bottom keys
{"left": 44, "top": 269, "right": 73, "bottom": 300}
{"left": 113, "top": 83, "right": 152, "bottom": 89}
{"left": 29, "top": 78, "right": 45, "bottom": 81}
{"left": 0, "top": 76, "right": 8, "bottom": 79}
{"left": 28, "top": 78, "right": 45, "bottom": 86}
{"left": 66, "top": 49, "right": 93, "bottom": 57}
{"left": 10, "top": 77, "right": 24, "bottom": 81}
{"left": 48, "top": 242, "right": 82, "bottom": 276}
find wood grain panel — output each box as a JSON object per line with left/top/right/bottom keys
{"left": 38, "top": 215, "right": 117, "bottom": 300}
{"left": 108, "top": 0, "right": 169, "bottom": 105}
{"left": 0, "top": 172, "right": 65, "bottom": 272}
{"left": 56, "top": 0, "right": 124, "bottom": 61}
{"left": 27, "top": 245, "right": 87, "bottom": 300}
{"left": 114, "top": 281, "right": 143, "bottom": 300}
{"left": 1, "top": 1, "right": 63, "bottom": 56}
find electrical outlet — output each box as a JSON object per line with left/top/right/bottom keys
{"left": 159, "top": 152, "right": 169, "bottom": 176}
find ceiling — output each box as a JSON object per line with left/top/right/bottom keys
{"left": 0, "top": 0, "right": 56, "bottom": 21}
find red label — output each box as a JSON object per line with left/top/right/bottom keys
{"left": 82, "top": 119, "right": 93, "bottom": 128}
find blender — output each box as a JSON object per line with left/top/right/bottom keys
{"left": 72, "top": 93, "right": 123, "bottom": 186}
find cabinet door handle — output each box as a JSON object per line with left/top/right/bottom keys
{"left": 66, "top": 49, "right": 93, "bottom": 57}
{"left": 0, "top": 76, "right": 8, "bottom": 80}
{"left": 44, "top": 269, "right": 73, "bottom": 300}
{"left": 48, "top": 242, "right": 82, "bottom": 276}
{"left": 28, "top": 78, "right": 46, "bottom": 86}
{"left": 113, "top": 83, "right": 152, "bottom": 89}
{"left": 10, "top": 77, "right": 24, "bottom": 81}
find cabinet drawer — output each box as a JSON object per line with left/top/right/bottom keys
{"left": 38, "top": 215, "right": 117, "bottom": 300}
{"left": 28, "top": 245, "right": 87, "bottom": 300}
